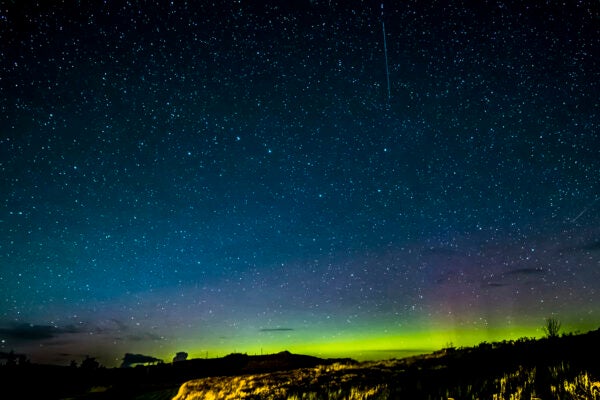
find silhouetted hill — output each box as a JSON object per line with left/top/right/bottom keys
{"left": 0, "top": 350, "right": 351, "bottom": 399}
{"left": 0, "top": 329, "right": 599, "bottom": 399}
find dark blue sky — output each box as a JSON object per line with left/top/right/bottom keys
{"left": 1, "top": 0, "right": 598, "bottom": 366}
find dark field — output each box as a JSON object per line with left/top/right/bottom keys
{"left": 1, "top": 329, "right": 599, "bottom": 399}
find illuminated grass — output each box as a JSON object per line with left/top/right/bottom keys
{"left": 172, "top": 362, "right": 388, "bottom": 400}
{"left": 172, "top": 360, "right": 599, "bottom": 400}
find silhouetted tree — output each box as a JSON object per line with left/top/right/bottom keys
{"left": 80, "top": 356, "right": 100, "bottom": 370}
{"left": 5, "top": 350, "right": 16, "bottom": 367}
{"left": 17, "top": 354, "right": 28, "bottom": 366}
{"left": 173, "top": 351, "right": 188, "bottom": 363}
{"left": 543, "top": 317, "right": 561, "bottom": 338}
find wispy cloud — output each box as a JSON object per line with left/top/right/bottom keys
{"left": 561, "top": 240, "right": 600, "bottom": 253}
{"left": 126, "top": 332, "right": 165, "bottom": 342}
{"left": 484, "top": 282, "right": 508, "bottom": 288}
{"left": 259, "top": 328, "right": 294, "bottom": 332}
{"left": 110, "top": 318, "right": 129, "bottom": 331}
{"left": 559, "top": 240, "right": 600, "bottom": 254}
{"left": 503, "top": 267, "right": 545, "bottom": 277}
{"left": 481, "top": 267, "right": 546, "bottom": 288}
{"left": 580, "top": 240, "right": 600, "bottom": 251}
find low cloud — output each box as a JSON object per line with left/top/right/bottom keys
{"left": 0, "top": 351, "right": 26, "bottom": 358}
{"left": 0, "top": 323, "right": 81, "bottom": 342}
{"left": 120, "top": 353, "right": 163, "bottom": 368}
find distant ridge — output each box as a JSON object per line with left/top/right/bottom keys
{"left": 171, "top": 350, "right": 355, "bottom": 377}
{"left": 175, "top": 328, "right": 600, "bottom": 400}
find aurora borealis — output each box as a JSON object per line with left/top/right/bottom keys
{"left": 1, "top": 1, "right": 598, "bottom": 367}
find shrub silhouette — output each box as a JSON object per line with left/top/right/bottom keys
{"left": 80, "top": 356, "right": 100, "bottom": 370}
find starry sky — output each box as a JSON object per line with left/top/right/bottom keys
{"left": 1, "top": 0, "right": 598, "bottom": 367}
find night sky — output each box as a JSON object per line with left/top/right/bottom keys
{"left": 1, "top": 0, "right": 598, "bottom": 367}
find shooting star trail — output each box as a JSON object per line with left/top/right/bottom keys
{"left": 381, "top": 3, "right": 391, "bottom": 104}
{"left": 571, "top": 197, "right": 599, "bottom": 223}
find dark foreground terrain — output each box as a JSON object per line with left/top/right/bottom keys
{"left": 1, "top": 329, "right": 599, "bottom": 399}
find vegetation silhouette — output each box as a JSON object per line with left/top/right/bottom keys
{"left": 80, "top": 355, "right": 100, "bottom": 370}
{"left": 172, "top": 351, "right": 188, "bottom": 363}
{"left": 543, "top": 317, "right": 562, "bottom": 339}
{"left": 0, "top": 328, "right": 598, "bottom": 399}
